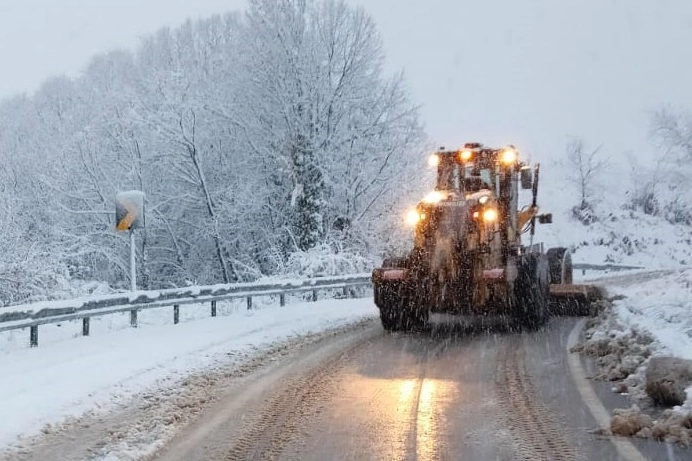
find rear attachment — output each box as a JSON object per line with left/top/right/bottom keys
{"left": 549, "top": 283, "right": 605, "bottom": 316}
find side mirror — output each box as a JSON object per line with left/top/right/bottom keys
{"left": 520, "top": 167, "right": 533, "bottom": 189}
{"left": 538, "top": 213, "right": 552, "bottom": 224}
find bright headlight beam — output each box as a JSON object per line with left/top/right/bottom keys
{"left": 428, "top": 154, "right": 440, "bottom": 167}
{"left": 483, "top": 208, "right": 498, "bottom": 222}
{"left": 405, "top": 209, "right": 421, "bottom": 226}
{"left": 500, "top": 148, "right": 517, "bottom": 165}
{"left": 459, "top": 150, "right": 473, "bottom": 162}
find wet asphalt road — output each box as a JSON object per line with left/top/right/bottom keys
{"left": 152, "top": 316, "right": 690, "bottom": 461}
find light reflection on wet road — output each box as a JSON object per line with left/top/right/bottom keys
{"left": 154, "top": 317, "right": 686, "bottom": 461}
{"left": 280, "top": 322, "right": 549, "bottom": 460}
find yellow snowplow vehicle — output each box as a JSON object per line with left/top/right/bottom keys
{"left": 372, "top": 143, "right": 600, "bottom": 331}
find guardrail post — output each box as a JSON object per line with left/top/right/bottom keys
{"left": 246, "top": 296, "right": 252, "bottom": 310}
{"left": 280, "top": 293, "right": 285, "bottom": 307}
{"left": 30, "top": 326, "right": 38, "bottom": 347}
{"left": 342, "top": 286, "right": 349, "bottom": 298}
{"left": 312, "top": 290, "right": 317, "bottom": 302}
{"left": 130, "top": 309, "right": 138, "bottom": 328}
{"left": 82, "top": 317, "right": 90, "bottom": 336}
{"left": 174, "top": 304, "right": 180, "bottom": 324}
{"left": 211, "top": 300, "right": 217, "bottom": 317}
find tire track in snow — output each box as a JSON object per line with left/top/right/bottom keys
{"left": 496, "top": 337, "right": 584, "bottom": 461}
{"left": 223, "top": 334, "right": 379, "bottom": 460}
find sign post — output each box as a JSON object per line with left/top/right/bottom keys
{"left": 115, "top": 191, "right": 145, "bottom": 294}
{"left": 130, "top": 230, "right": 136, "bottom": 292}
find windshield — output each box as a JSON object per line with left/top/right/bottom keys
{"left": 437, "top": 158, "right": 495, "bottom": 193}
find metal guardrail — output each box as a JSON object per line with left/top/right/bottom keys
{"left": 0, "top": 273, "right": 373, "bottom": 347}
{"left": 573, "top": 263, "right": 644, "bottom": 272}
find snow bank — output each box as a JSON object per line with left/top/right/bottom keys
{"left": 574, "top": 268, "right": 692, "bottom": 444}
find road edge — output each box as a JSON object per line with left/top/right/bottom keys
{"left": 566, "top": 318, "right": 648, "bottom": 461}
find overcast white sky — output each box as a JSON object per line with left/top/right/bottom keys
{"left": 1, "top": 0, "right": 691, "bottom": 164}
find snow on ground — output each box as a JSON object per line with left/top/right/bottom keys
{"left": 0, "top": 293, "right": 378, "bottom": 456}
{"left": 536, "top": 193, "right": 692, "bottom": 269}
{"left": 609, "top": 269, "right": 692, "bottom": 361}
{"left": 579, "top": 267, "right": 692, "bottom": 387}
{"left": 575, "top": 267, "right": 692, "bottom": 442}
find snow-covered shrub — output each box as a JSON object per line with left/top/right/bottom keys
{"left": 572, "top": 203, "right": 598, "bottom": 225}
{"left": 0, "top": 258, "right": 71, "bottom": 306}
{"left": 625, "top": 188, "right": 659, "bottom": 217}
{"left": 282, "top": 243, "right": 372, "bottom": 278}
{"left": 661, "top": 187, "right": 692, "bottom": 226}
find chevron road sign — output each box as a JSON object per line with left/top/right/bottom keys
{"left": 115, "top": 191, "right": 145, "bottom": 231}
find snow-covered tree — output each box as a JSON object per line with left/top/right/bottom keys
{"left": 0, "top": 1, "right": 425, "bottom": 300}
{"left": 565, "top": 139, "right": 609, "bottom": 224}
{"left": 647, "top": 108, "right": 692, "bottom": 225}
{"left": 235, "top": 0, "right": 424, "bottom": 262}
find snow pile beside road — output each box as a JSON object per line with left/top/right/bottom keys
{"left": 613, "top": 269, "right": 692, "bottom": 360}
{"left": 575, "top": 312, "right": 654, "bottom": 384}
{"left": 574, "top": 268, "right": 692, "bottom": 444}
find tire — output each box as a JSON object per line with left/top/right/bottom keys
{"left": 380, "top": 298, "right": 428, "bottom": 332}
{"left": 546, "top": 247, "right": 573, "bottom": 285}
{"left": 380, "top": 306, "right": 404, "bottom": 331}
{"left": 376, "top": 254, "right": 428, "bottom": 332}
{"left": 514, "top": 253, "right": 549, "bottom": 330}
{"left": 376, "top": 283, "right": 428, "bottom": 332}
{"left": 402, "top": 303, "right": 429, "bottom": 332}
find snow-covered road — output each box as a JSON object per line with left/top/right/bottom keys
{"left": 0, "top": 296, "right": 378, "bottom": 457}
{"left": 1, "top": 268, "right": 691, "bottom": 459}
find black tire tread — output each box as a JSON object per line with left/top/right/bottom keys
{"left": 514, "top": 253, "right": 549, "bottom": 330}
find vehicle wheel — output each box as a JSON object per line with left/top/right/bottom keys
{"left": 546, "top": 247, "right": 573, "bottom": 285}
{"left": 514, "top": 254, "right": 549, "bottom": 330}
{"left": 380, "top": 302, "right": 427, "bottom": 332}
{"left": 380, "top": 306, "right": 404, "bottom": 331}
{"left": 375, "top": 282, "right": 402, "bottom": 331}
{"left": 378, "top": 288, "right": 428, "bottom": 332}
{"left": 400, "top": 305, "right": 429, "bottom": 332}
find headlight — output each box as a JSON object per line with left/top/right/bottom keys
{"left": 405, "top": 209, "right": 422, "bottom": 226}
{"left": 459, "top": 149, "right": 473, "bottom": 162}
{"left": 422, "top": 190, "right": 446, "bottom": 204}
{"left": 428, "top": 154, "right": 440, "bottom": 167}
{"left": 500, "top": 148, "right": 517, "bottom": 165}
{"left": 482, "top": 208, "right": 498, "bottom": 222}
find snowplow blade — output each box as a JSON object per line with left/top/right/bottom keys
{"left": 548, "top": 283, "right": 604, "bottom": 316}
